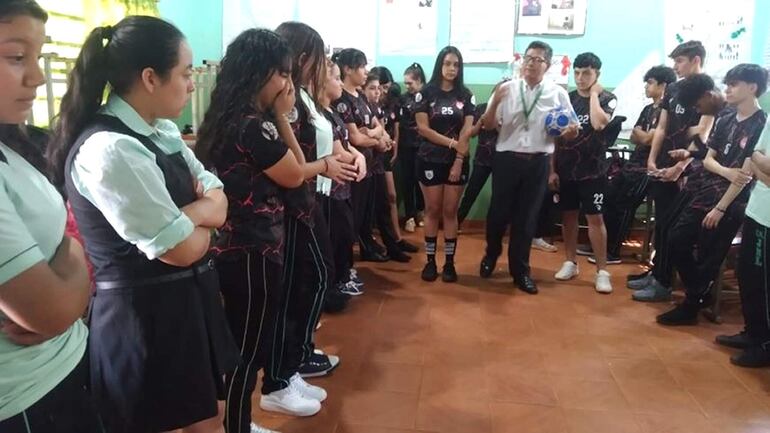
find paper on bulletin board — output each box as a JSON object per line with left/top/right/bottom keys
{"left": 379, "top": 0, "right": 439, "bottom": 56}
{"left": 449, "top": 0, "right": 515, "bottom": 63}
{"left": 222, "top": 0, "right": 296, "bottom": 51}
{"left": 664, "top": 0, "right": 753, "bottom": 84}
{"left": 516, "top": 0, "right": 587, "bottom": 36}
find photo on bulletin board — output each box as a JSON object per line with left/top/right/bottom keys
{"left": 516, "top": 0, "right": 587, "bottom": 35}
{"left": 449, "top": 0, "right": 515, "bottom": 63}
{"left": 379, "top": 0, "right": 439, "bottom": 56}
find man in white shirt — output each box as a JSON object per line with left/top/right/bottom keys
{"left": 480, "top": 40, "right": 578, "bottom": 294}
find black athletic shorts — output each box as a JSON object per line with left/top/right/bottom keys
{"left": 417, "top": 158, "right": 470, "bottom": 186}
{"left": 559, "top": 177, "right": 607, "bottom": 215}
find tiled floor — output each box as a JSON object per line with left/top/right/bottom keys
{"left": 255, "top": 229, "right": 770, "bottom": 433}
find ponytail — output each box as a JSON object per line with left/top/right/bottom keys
{"left": 404, "top": 62, "right": 426, "bottom": 84}
{"left": 48, "top": 16, "right": 185, "bottom": 188}
{"left": 48, "top": 26, "right": 111, "bottom": 187}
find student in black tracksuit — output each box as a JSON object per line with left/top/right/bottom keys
{"left": 195, "top": 29, "right": 330, "bottom": 430}
{"left": 333, "top": 49, "right": 390, "bottom": 262}
{"left": 274, "top": 21, "right": 358, "bottom": 410}
{"left": 630, "top": 72, "right": 720, "bottom": 302}
{"left": 364, "top": 72, "right": 413, "bottom": 263}
{"left": 457, "top": 80, "right": 509, "bottom": 227}
{"left": 49, "top": 17, "right": 240, "bottom": 433}
{"left": 399, "top": 63, "right": 427, "bottom": 232}
{"left": 718, "top": 115, "right": 770, "bottom": 367}
{"left": 602, "top": 66, "right": 676, "bottom": 263}
{"left": 653, "top": 64, "right": 768, "bottom": 326}
{"left": 321, "top": 61, "right": 368, "bottom": 298}
{"left": 630, "top": 41, "right": 714, "bottom": 285}
{"left": 415, "top": 46, "right": 475, "bottom": 283}
{"left": 370, "top": 66, "right": 420, "bottom": 255}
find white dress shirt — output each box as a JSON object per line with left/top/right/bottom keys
{"left": 491, "top": 78, "right": 574, "bottom": 154}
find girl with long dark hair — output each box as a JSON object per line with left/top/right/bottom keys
{"left": 0, "top": 2, "right": 101, "bottom": 431}
{"left": 194, "top": 28, "right": 319, "bottom": 432}
{"left": 369, "top": 66, "right": 418, "bottom": 258}
{"left": 415, "top": 46, "right": 475, "bottom": 282}
{"left": 48, "top": 15, "right": 240, "bottom": 433}
{"left": 272, "top": 21, "right": 357, "bottom": 411}
{"left": 333, "top": 48, "right": 392, "bottom": 265}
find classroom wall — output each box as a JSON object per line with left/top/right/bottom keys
{"left": 159, "top": 0, "right": 770, "bottom": 220}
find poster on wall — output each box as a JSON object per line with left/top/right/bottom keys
{"left": 449, "top": 0, "right": 515, "bottom": 63}
{"left": 664, "top": 0, "right": 753, "bottom": 84}
{"left": 516, "top": 0, "right": 587, "bottom": 36}
{"left": 379, "top": 0, "right": 439, "bottom": 56}
{"left": 222, "top": 0, "right": 296, "bottom": 51}
{"left": 297, "top": 0, "right": 378, "bottom": 64}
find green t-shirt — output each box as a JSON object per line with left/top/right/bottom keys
{"left": 747, "top": 118, "right": 770, "bottom": 228}
{"left": 0, "top": 141, "right": 87, "bottom": 421}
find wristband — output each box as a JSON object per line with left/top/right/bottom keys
{"left": 715, "top": 207, "right": 726, "bottom": 213}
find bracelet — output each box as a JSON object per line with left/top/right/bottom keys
{"left": 715, "top": 207, "right": 726, "bottom": 213}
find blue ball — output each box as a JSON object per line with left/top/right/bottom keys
{"left": 544, "top": 107, "right": 573, "bottom": 137}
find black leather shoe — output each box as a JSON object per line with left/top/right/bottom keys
{"left": 479, "top": 256, "right": 496, "bottom": 279}
{"left": 360, "top": 251, "right": 389, "bottom": 262}
{"left": 515, "top": 275, "right": 538, "bottom": 294}
{"left": 422, "top": 261, "right": 438, "bottom": 282}
{"left": 387, "top": 249, "right": 412, "bottom": 263}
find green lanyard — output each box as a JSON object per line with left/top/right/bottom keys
{"left": 519, "top": 81, "right": 543, "bottom": 131}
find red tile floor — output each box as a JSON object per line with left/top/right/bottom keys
{"left": 255, "top": 229, "right": 770, "bottom": 433}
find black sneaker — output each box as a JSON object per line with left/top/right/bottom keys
{"left": 397, "top": 239, "right": 419, "bottom": 253}
{"left": 656, "top": 303, "right": 699, "bottom": 326}
{"left": 422, "top": 261, "right": 438, "bottom": 282}
{"left": 716, "top": 331, "right": 753, "bottom": 350}
{"left": 442, "top": 262, "right": 458, "bottom": 283}
{"left": 731, "top": 345, "right": 770, "bottom": 368}
{"left": 323, "top": 287, "right": 351, "bottom": 314}
{"left": 387, "top": 249, "right": 412, "bottom": 263}
{"left": 588, "top": 255, "right": 622, "bottom": 265}
{"left": 299, "top": 351, "right": 340, "bottom": 378}
{"left": 576, "top": 244, "right": 593, "bottom": 256}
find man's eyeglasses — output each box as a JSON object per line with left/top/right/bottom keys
{"left": 523, "top": 56, "right": 548, "bottom": 65}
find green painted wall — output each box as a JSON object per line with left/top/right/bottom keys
{"left": 159, "top": 0, "right": 770, "bottom": 220}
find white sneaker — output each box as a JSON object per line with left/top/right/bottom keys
{"left": 404, "top": 217, "right": 416, "bottom": 233}
{"left": 251, "top": 423, "right": 281, "bottom": 433}
{"left": 532, "top": 238, "right": 558, "bottom": 253}
{"left": 595, "top": 270, "right": 613, "bottom": 294}
{"left": 260, "top": 383, "right": 321, "bottom": 417}
{"left": 555, "top": 261, "right": 579, "bottom": 281}
{"left": 290, "top": 373, "right": 327, "bottom": 402}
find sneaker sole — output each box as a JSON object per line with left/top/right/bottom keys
{"left": 588, "top": 258, "right": 622, "bottom": 265}
{"left": 576, "top": 250, "right": 593, "bottom": 257}
{"left": 632, "top": 295, "right": 672, "bottom": 303}
{"left": 595, "top": 288, "right": 613, "bottom": 294}
{"left": 532, "top": 245, "right": 558, "bottom": 253}
{"left": 340, "top": 290, "right": 364, "bottom": 297}
{"left": 555, "top": 273, "right": 579, "bottom": 281}
{"left": 300, "top": 361, "right": 340, "bottom": 378}
{"left": 259, "top": 400, "right": 321, "bottom": 417}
